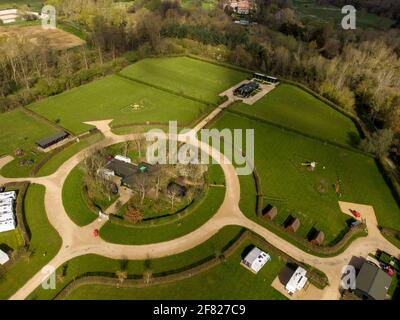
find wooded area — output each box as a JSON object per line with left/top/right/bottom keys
{"left": 0, "top": 0, "right": 399, "bottom": 165}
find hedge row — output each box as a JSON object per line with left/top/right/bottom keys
{"left": 116, "top": 73, "right": 215, "bottom": 107}
{"left": 54, "top": 229, "right": 328, "bottom": 300}
{"left": 3, "top": 181, "right": 31, "bottom": 246}
{"left": 376, "top": 157, "right": 400, "bottom": 209}
{"left": 226, "top": 108, "right": 370, "bottom": 156}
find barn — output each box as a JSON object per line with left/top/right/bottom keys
{"left": 36, "top": 131, "right": 69, "bottom": 150}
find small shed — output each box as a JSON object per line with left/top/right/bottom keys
{"left": 0, "top": 249, "right": 10, "bottom": 265}
{"left": 242, "top": 247, "right": 271, "bottom": 274}
{"left": 36, "top": 131, "right": 69, "bottom": 149}
{"left": 310, "top": 231, "right": 325, "bottom": 245}
{"left": 262, "top": 206, "right": 278, "bottom": 221}
{"left": 285, "top": 217, "right": 300, "bottom": 233}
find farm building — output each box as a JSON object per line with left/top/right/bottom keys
{"left": 285, "top": 217, "right": 300, "bottom": 233}
{"left": 167, "top": 182, "right": 187, "bottom": 198}
{"left": 355, "top": 261, "right": 392, "bottom": 300}
{"left": 242, "top": 247, "right": 271, "bottom": 274}
{"left": 262, "top": 206, "right": 278, "bottom": 221}
{"left": 285, "top": 266, "right": 308, "bottom": 295}
{"left": 228, "top": 0, "right": 254, "bottom": 15}
{"left": 0, "top": 249, "right": 10, "bottom": 265}
{"left": 106, "top": 159, "right": 137, "bottom": 180}
{"left": 36, "top": 131, "right": 69, "bottom": 150}
{"left": 115, "top": 155, "right": 132, "bottom": 164}
{"left": 310, "top": 231, "right": 325, "bottom": 245}
{"left": 233, "top": 81, "right": 259, "bottom": 98}
{"left": 253, "top": 73, "right": 279, "bottom": 84}
{"left": 0, "top": 191, "right": 16, "bottom": 201}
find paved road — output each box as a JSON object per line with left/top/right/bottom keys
{"left": 2, "top": 100, "right": 400, "bottom": 300}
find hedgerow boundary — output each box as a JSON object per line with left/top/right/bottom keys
{"left": 53, "top": 229, "right": 328, "bottom": 300}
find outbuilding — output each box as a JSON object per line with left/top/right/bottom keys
{"left": 242, "top": 247, "right": 271, "bottom": 274}
{"left": 253, "top": 73, "right": 279, "bottom": 84}
{"left": 355, "top": 261, "right": 392, "bottom": 300}
{"left": 36, "top": 131, "right": 69, "bottom": 150}
{"left": 285, "top": 217, "right": 300, "bottom": 233}
{"left": 310, "top": 231, "right": 325, "bottom": 246}
{"left": 262, "top": 206, "right": 278, "bottom": 221}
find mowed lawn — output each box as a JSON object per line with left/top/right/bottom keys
{"left": 62, "top": 238, "right": 286, "bottom": 300}
{"left": 28, "top": 75, "right": 209, "bottom": 135}
{"left": 62, "top": 165, "right": 98, "bottom": 227}
{"left": 0, "top": 184, "right": 62, "bottom": 299}
{"left": 212, "top": 113, "right": 400, "bottom": 245}
{"left": 230, "top": 84, "right": 360, "bottom": 147}
{"left": 120, "top": 56, "right": 249, "bottom": 104}
{"left": 0, "top": 108, "right": 59, "bottom": 156}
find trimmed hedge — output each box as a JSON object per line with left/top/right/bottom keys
{"left": 116, "top": 73, "right": 215, "bottom": 107}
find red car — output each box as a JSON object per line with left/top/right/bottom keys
{"left": 93, "top": 229, "right": 100, "bottom": 237}
{"left": 350, "top": 209, "right": 361, "bottom": 218}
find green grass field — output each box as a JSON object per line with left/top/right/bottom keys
{"left": 0, "top": 184, "right": 62, "bottom": 300}
{"left": 28, "top": 75, "right": 210, "bottom": 135}
{"left": 230, "top": 84, "right": 360, "bottom": 147}
{"left": 62, "top": 164, "right": 99, "bottom": 226}
{"left": 28, "top": 226, "right": 245, "bottom": 299}
{"left": 293, "top": 0, "right": 395, "bottom": 30}
{"left": 62, "top": 238, "right": 286, "bottom": 300}
{"left": 120, "top": 57, "right": 249, "bottom": 104}
{"left": 211, "top": 112, "right": 400, "bottom": 245}
{"left": 0, "top": 108, "right": 59, "bottom": 157}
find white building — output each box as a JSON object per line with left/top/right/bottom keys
{"left": 286, "top": 266, "right": 308, "bottom": 295}
{"left": 115, "top": 155, "right": 132, "bottom": 164}
{"left": 0, "top": 8, "right": 39, "bottom": 24}
{"left": 242, "top": 247, "right": 271, "bottom": 273}
{"left": 0, "top": 249, "right": 10, "bottom": 265}
{"left": 0, "top": 198, "right": 14, "bottom": 206}
{"left": 0, "top": 191, "right": 16, "bottom": 201}
{"left": 0, "top": 191, "right": 17, "bottom": 233}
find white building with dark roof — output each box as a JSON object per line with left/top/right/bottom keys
{"left": 242, "top": 247, "right": 271, "bottom": 273}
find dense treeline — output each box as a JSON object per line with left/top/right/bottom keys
{"left": 0, "top": 0, "right": 399, "bottom": 164}
{"left": 316, "top": 0, "right": 400, "bottom": 21}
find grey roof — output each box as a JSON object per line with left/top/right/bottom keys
{"left": 106, "top": 159, "right": 137, "bottom": 179}
{"left": 356, "top": 262, "right": 392, "bottom": 300}
{"left": 244, "top": 247, "right": 263, "bottom": 264}
{"left": 36, "top": 131, "right": 69, "bottom": 148}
